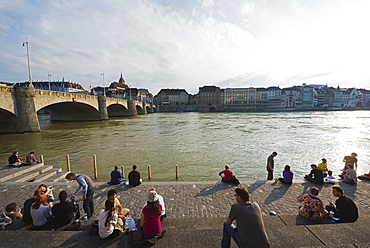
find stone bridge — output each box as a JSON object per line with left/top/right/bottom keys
{"left": 0, "top": 85, "right": 156, "bottom": 133}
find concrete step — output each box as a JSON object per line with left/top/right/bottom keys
{"left": 46, "top": 171, "right": 68, "bottom": 182}
{"left": 9, "top": 165, "right": 53, "bottom": 182}
{"left": 0, "top": 163, "right": 44, "bottom": 182}
{"left": 33, "top": 168, "right": 62, "bottom": 182}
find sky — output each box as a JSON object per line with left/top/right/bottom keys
{"left": 1, "top": 0, "right": 370, "bottom": 95}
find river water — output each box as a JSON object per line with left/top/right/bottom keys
{"left": 0, "top": 111, "right": 369, "bottom": 182}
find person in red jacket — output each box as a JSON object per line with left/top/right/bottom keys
{"left": 219, "top": 165, "right": 239, "bottom": 186}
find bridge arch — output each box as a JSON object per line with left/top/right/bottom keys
{"left": 41, "top": 102, "right": 100, "bottom": 122}
{"left": 107, "top": 104, "right": 130, "bottom": 117}
{"left": 0, "top": 109, "right": 17, "bottom": 133}
{"left": 136, "top": 104, "right": 146, "bottom": 115}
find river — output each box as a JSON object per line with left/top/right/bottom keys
{"left": 1, "top": 111, "right": 369, "bottom": 182}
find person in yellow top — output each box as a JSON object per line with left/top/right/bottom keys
{"left": 317, "top": 158, "right": 328, "bottom": 177}
{"left": 101, "top": 189, "right": 130, "bottom": 216}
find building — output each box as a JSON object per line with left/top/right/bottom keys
{"left": 358, "top": 89, "right": 370, "bottom": 109}
{"left": 197, "top": 85, "right": 223, "bottom": 112}
{"left": 107, "top": 73, "right": 129, "bottom": 97}
{"left": 223, "top": 87, "right": 268, "bottom": 111}
{"left": 154, "top": 89, "right": 189, "bottom": 105}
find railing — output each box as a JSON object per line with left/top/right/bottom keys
{"left": 34, "top": 89, "right": 98, "bottom": 100}
{"left": 0, "top": 85, "right": 12, "bottom": 92}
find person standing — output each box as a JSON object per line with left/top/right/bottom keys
{"left": 326, "top": 186, "right": 358, "bottom": 223}
{"left": 128, "top": 165, "right": 141, "bottom": 187}
{"left": 66, "top": 172, "right": 95, "bottom": 218}
{"left": 266, "top": 152, "right": 277, "bottom": 180}
{"left": 221, "top": 186, "right": 270, "bottom": 248}
{"left": 343, "top": 152, "right": 358, "bottom": 170}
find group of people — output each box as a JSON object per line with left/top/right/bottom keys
{"left": 1, "top": 169, "right": 166, "bottom": 242}
{"left": 266, "top": 152, "right": 360, "bottom": 185}
{"left": 298, "top": 186, "right": 358, "bottom": 223}
{"left": 7, "top": 151, "right": 41, "bottom": 167}
{"left": 108, "top": 165, "right": 142, "bottom": 187}
{"left": 97, "top": 187, "right": 166, "bottom": 240}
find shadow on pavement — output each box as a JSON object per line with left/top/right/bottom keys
{"left": 194, "top": 182, "right": 235, "bottom": 197}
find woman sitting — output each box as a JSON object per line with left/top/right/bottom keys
{"left": 278, "top": 165, "right": 294, "bottom": 185}
{"left": 98, "top": 198, "right": 124, "bottom": 239}
{"left": 218, "top": 165, "right": 239, "bottom": 186}
{"left": 38, "top": 184, "right": 54, "bottom": 206}
{"left": 140, "top": 191, "right": 163, "bottom": 239}
{"left": 297, "top": 187, "right": 327, "bottom": 221}
{"left": 343, "top": 163, "right": 357, "bottom": 184}
{"left": 30, "top": 194, "right": 53, "bottom": 230}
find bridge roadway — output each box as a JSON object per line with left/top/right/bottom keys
{"left": 0, "top": 85, "right": 155, "bottom": 133}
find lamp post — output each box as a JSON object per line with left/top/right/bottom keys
{"left": 48, "top": 73, "right": 51, "bottom": 91}
{"left": 101, "top": 72, "right": 106, "bottom": 96}
{"left": 22, "top": 37, "right": 33, "bottom": 88}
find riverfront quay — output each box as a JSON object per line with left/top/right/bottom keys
{"left": 1, "top": 179, "right": 370, "bottom": 247}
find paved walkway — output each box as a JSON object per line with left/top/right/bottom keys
{"left": 1, "top": 179, "right": 369, "bottom": 218}
{"left": 0, "top": 179, "right": 369, "bottom": 247}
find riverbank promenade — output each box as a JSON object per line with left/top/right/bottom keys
{"left": 1, "top": 179, "right": 370, "bottom": 247}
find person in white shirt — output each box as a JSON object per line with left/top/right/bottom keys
{"left": 143, "top": 188, "right": 166, "bottom": 221}
{"left": 98, "top": 198, "right": 124, "bottom": 239}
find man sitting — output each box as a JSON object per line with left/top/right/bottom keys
{"left": 25, "top": 152, "right": 41, "bottom": 165}
{"left": 5, "top": 202, "right": 23, "bottom": 220}
{"left": 8, "top": 151, "right": 26, "bottom": 167}
{"left": 304, "top": 164, "right": 324, "bottom": 185}
{"left": 326, "top": 186, "right": 358, "bottom": 223}
{"left": 52, "top": 191, "right": 80, "bottom": 228}
{"left": 128, "top": 165, "right": 141, "bottom": 187}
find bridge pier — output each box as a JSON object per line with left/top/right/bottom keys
{"left": 14, "top": 87, "right": 41, "bottom": 133}
{"left": 140, "top": 102, "right": 148, "bottom": 115}
{"left": 127, "top": 100, "right": 138, "bottom": 116}
{"left": 98, "top": 96, "right": 109, "bottom": 120}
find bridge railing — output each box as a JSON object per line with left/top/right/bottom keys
{"left": 0, "top": 85, "right": 12, "bottom": 92}
{"left": 34, "top": 89, "right": 99, "bottom": 100}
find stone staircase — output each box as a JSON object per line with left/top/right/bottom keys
{"left": 1, "top": 215, "right": 370, "bottom": 247}
{"left": 0, "top": 163, "right": 66, "bottom": 183}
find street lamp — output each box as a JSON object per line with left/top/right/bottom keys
{"left": 48, "top": 73, "right": 51, "bottom": 91}
{"left": 101, "top": 72, "right": 106, "bottom": 96}
{"left": 22, "top": 37, "right": 33, "bottom": 87}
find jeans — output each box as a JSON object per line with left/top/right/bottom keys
{"left": 221, "top": 222, "right": 240, "bottom": 248}
{"left": 267, "top": 169, "right": 273, "bottom": 180}
{"left": 83, "top": 190, "right": 94, "bottom": 218}
{"left": 325, "top": 205, "right": 344, "bottom": 221}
